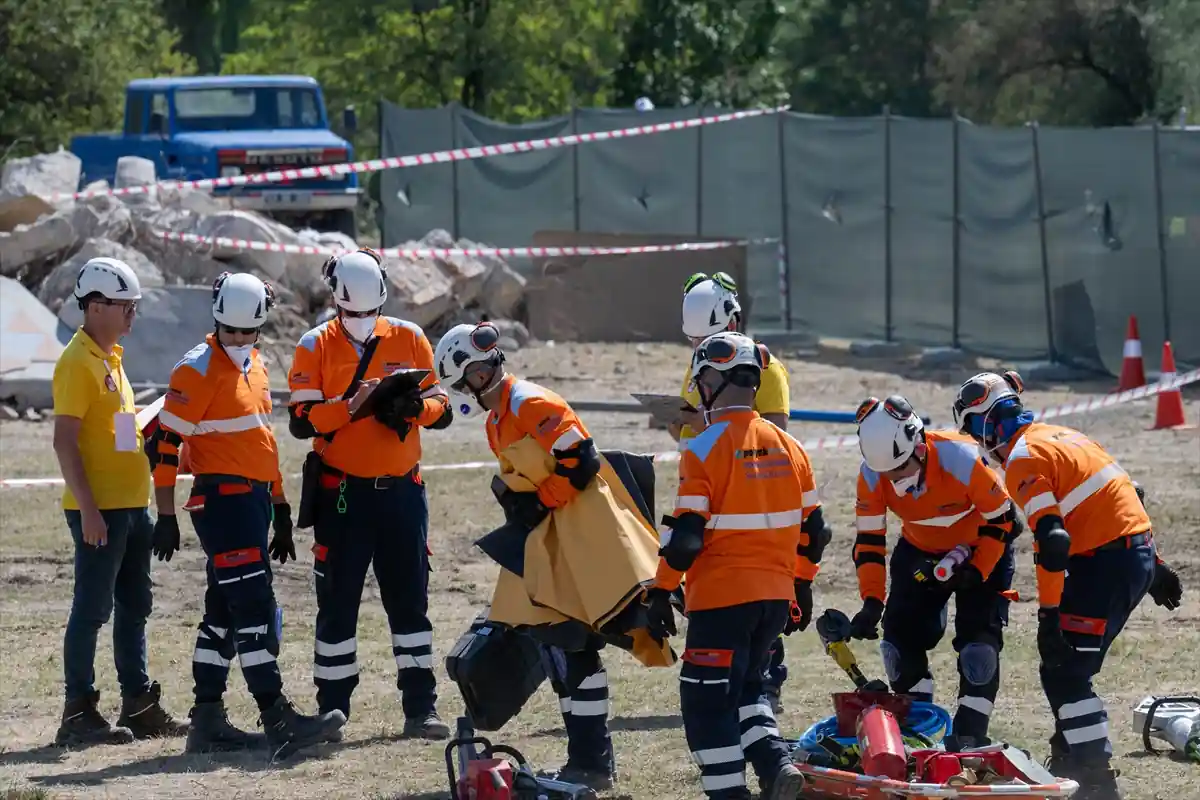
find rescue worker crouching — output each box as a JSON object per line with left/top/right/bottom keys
{"left": 952, "top": 371, "right": 1185, "bottom": 800}
{"left": 646, "top": 332, "right": 829, "bottom": 800}
{"left": 847, "top": 394, "right": 1020, "bottom": 750}
{"left": 432, "top": 321, "right": 619, "bottom": 790}
{"left": 670, "top": 271, "right": 795, "bottom": 714}
{"left": 287, "top": 248, "right": 452, "bottom": 740}
{"left": 148, "top": 272, "right": 346, "bottom": 757}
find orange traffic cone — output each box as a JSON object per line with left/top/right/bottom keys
{"left": 1118, "top": 315, "right": 1146, "bottom": 391}
{"left": 1152, "top": 341, "right": 1193, "bottom": 430}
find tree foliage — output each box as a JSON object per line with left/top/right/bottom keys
{"left": 3, "top": 0, "right": 1197, "bottom": 161}
{"left": 0, "top": 0, "right": 193, "bottom": 158}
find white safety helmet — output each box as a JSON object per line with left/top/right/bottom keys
{"left": 322, "top": 248, "right": 387, "bottom": 313}
{"left": 952, "top": 371, "right": 1026, "bottom": 447}
{"left": 855, "top": 394, "right": 926, "bottom": 472}
{"left": 690, "top": 331, "right": 769, "bottom": 385}
{"left": 433, "top": 321, "right": 504, "bottom": 419}
{"left": 212, "top": 272, "right": 274, "bottom": 330}
{"left": 681, "top": 272, "right": 741, "bottom": 339}
{"left": 73, "top": 257, "right": 142, "bottom": 304}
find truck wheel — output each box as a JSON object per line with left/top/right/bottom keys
{"left": 331, "top": 209, "right": 357, "bottom": 239}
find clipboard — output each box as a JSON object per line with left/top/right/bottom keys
{"left": 631, "top": 392, "right": 696, "bottom": 427}
{"left": 350, "top": 368, "right": 431, "bottom": 421}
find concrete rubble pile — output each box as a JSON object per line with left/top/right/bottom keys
{"left": 0, "top": 150, "right": 530, "bottom": 413}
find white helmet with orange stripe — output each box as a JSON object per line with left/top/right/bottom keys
{"left": 855, "top": 395, "right": 926, "bottom": 473}
{"left": 690, "top": 331, "right": 769, "bottom": 410}
{"left": 952, "top": 370, "right": 1029, "bottom": 452}
{"left": 433, "top": 321, "right": 505, "bottom": 418}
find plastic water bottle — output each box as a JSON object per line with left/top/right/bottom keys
{"left": 934, "top": 545, "right": 972, "bottom": 581}
{"left": 1162, "top": 715, "right": 1200, "bottom": 763}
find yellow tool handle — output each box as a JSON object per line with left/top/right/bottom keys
{"left": 827, "top": 641, "right": 869, "bottom": 689}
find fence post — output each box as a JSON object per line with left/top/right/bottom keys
{"left": 776, "top": 110, "right": 793, "bottom": 330}
{"left": 376, "top": 98, "right": 387, "bottom": 247}
{"left": 695, "top": 103, "right": 704, "bottom": 237}
{"left": 450, "top": 101, "right": 461, "bottom": 239}
{"left": 1030, "top": 121, "right": 1057, "bottom": 362}
{"left": 951, "top": 110, "right": 961, "bottom": 349}
{"left": 883, "top": 105, "right": 893, "bottom": 342}
{"left": 1151, "top": 121, "right": 1172, "bottom": 341}
{"left": 571, "top": 102, "right": 581, "bottom": 232}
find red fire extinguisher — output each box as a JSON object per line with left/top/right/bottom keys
{"left": 857, "top": 705, "right": 907, "bottom": 780}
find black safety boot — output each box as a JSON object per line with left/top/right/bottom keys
{"left": 117, "top": 681, "right": 189, "bottom": 739}
{"left": 54, "top": 691, "right": 134, "bottom": 747}
{"left": 760, "top": 762, "right": 806, "bottom": 800}
{"left": 185, "top": 701, "right": 268, "bottom": 753}
{"left": 538, "top": 762, "right": 616, "bottom": 791}
{"left": 402, "top": 711, "right": 451, "bottom": 740}
{"left": 1046, "top": 755, "right": 1123, "bottom": 800}
{"left": 260, "top": 695, "right": 346, "bottom": 759}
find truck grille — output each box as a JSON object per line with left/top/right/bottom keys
{"left": 217, "top": 148, "right": 348, "bottom": 175}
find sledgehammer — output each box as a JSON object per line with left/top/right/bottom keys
{"left": 815, "top": 609, "right": 890, "bottom": 692}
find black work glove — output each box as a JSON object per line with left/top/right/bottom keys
{"left": 268, "top": 502, "right": 296, "bottom": 564}
{"left": 1149, "top": 559, "right": 1183, "bottom": 610}
{"left": 152, "top": 513, "right": 180, "bottom": 562}
{"left": 1036, "top": 607, "right": 1075, "bottom": 669}
{"left": 784, "top": 579, "right": 814, "bottom": 634}
{"left": 945, "top": 563, "right": 984, "bottom": 593}
{"left": 498, "top": 489, "right": 551, "bottom": 530}
{"left": 643, "top": 588, "right": 678, "bottom": 641}
{"left": 391, "top": 388, "right": 424, "bottom": 420}
{"left": 849, "top": 597, "right": 885, "bottom": 640}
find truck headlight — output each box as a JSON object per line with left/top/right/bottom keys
{"left": 220, "top": 166, "right": 242, "bottom": 177}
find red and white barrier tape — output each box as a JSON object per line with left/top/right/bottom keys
{"left": 54, "top": 105, "right": 788, "bottom": 202}
{"left": 3, "top": 370, "right": 1194, "bottom": 489}
{"left": 157, "top": 230, "right": 766, "bottom": 259}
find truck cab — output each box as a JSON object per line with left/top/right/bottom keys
{"left": 70, "top": 75, "right": 361, "bottom": 236}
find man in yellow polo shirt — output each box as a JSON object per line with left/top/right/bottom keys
{"left": 666, "top": 271, "right": 802, "bottom": 715}
{"left": 51, "top": 257, "right": 187, "bottom": 747}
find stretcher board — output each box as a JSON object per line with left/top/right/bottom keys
{"left": 630, "top": 393, "right": 695, "bottom": 427}
{"left": 794, "top": 745, "right": 1080, "bottom": 799}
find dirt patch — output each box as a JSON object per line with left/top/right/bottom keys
{"left": 0, "top": 342, "right": 1196, "bottom": 799}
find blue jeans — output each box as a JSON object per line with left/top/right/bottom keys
{"left": 63, "top": 507, "right": 155, "bottom": 701}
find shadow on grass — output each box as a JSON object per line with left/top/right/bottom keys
{"left": 26, "top": 743, "right": 344, "bottom": 787}
{"left": 1124, "top": 749, "right": 1195, "bottom": 764}
{"left": 0, "top": 744, "right": 68, "bottom": 769}
{"left": 532, "top": 713, "right": 683, "bottom": 739}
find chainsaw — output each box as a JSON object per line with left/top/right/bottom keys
{"left": 445, "top": 716, "right": 599, "bottom": 800}
{"left": 815, "top": 608, "right": 890, "bottom": 693}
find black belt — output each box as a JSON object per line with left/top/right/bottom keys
{"left": 319, "top": 465, "right": 417, "bottom": 490}
{"left": 193, "top": 474, "right": 270, "bottom": 490}
{"left": 1086, "top": 531, "right": 1152, "bottom": 555}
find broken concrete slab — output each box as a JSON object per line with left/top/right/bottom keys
{"left": 0, "top": 194, "right": 56, "bottom": 234}
{"left": 0, "top": 147, "right": 81, "bottom": 203}
{"left": 0, "top": 276, "right": 71, "bottom": 409}
{"left": 114, "top": 156, "right": 157, "bottom": 189}
{"left": 39, "top": 239, "right": 165, "bottom": 311}
{"left": 58, "top": 285, "right": 214, "bottom": 385}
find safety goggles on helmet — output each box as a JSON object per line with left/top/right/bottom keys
{"left": 952, "top": 371, "right": 1024, "bottom": 432}
{"left": 855, "top": 394, "right": 915, "bottom": 425}
{"left": 692, "top": 334, "right": 767, "bottom": 371}
{"left": 682, "top": 271, "right": 738, "bottom": 295}
{"left": 445, "top": 322, "right": 502, "bottom": 392}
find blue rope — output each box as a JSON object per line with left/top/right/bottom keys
{"left": 796, "top": 701, "right": 953, "bottom": 751}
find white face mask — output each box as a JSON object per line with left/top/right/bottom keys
{"left": 447, "top": 388, "right": 487, "bottom": 419}
{"left": 341, "top": 315, "right": 377, "bottom": 342}
{"left": 891, "top": 472, "right": 922, "bottom": 495}
{"left": 223, "top": 344, "right": 254, "bottom": 372}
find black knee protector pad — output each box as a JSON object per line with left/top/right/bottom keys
{"left": 958, "top": 641, "right": 999, "bottom": 687}
{"left": 563, "top": 648, "right": 605, "bottom": 694}
{"left": 880, "top": 639, "right": 928, "bottom": 688}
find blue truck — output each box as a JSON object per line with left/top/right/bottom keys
{"left": 70, "top": 75, "right": 361, "bottom": 236}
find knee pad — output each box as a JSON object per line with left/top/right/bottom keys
{"left": 880, "top": 640, "right": 903, "bottom": 683}
{"left": 959, "top": 642, "right": 998, "bottom": 686}
{"left": 564, "top": 648, "right": 605, "bottom": 694}
{"left": 679, "top": 649, "right": 733, "bottom": 713}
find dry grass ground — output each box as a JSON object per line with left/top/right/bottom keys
{"left": 0, "top": 341, "right": 1197, "bottom": 800}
